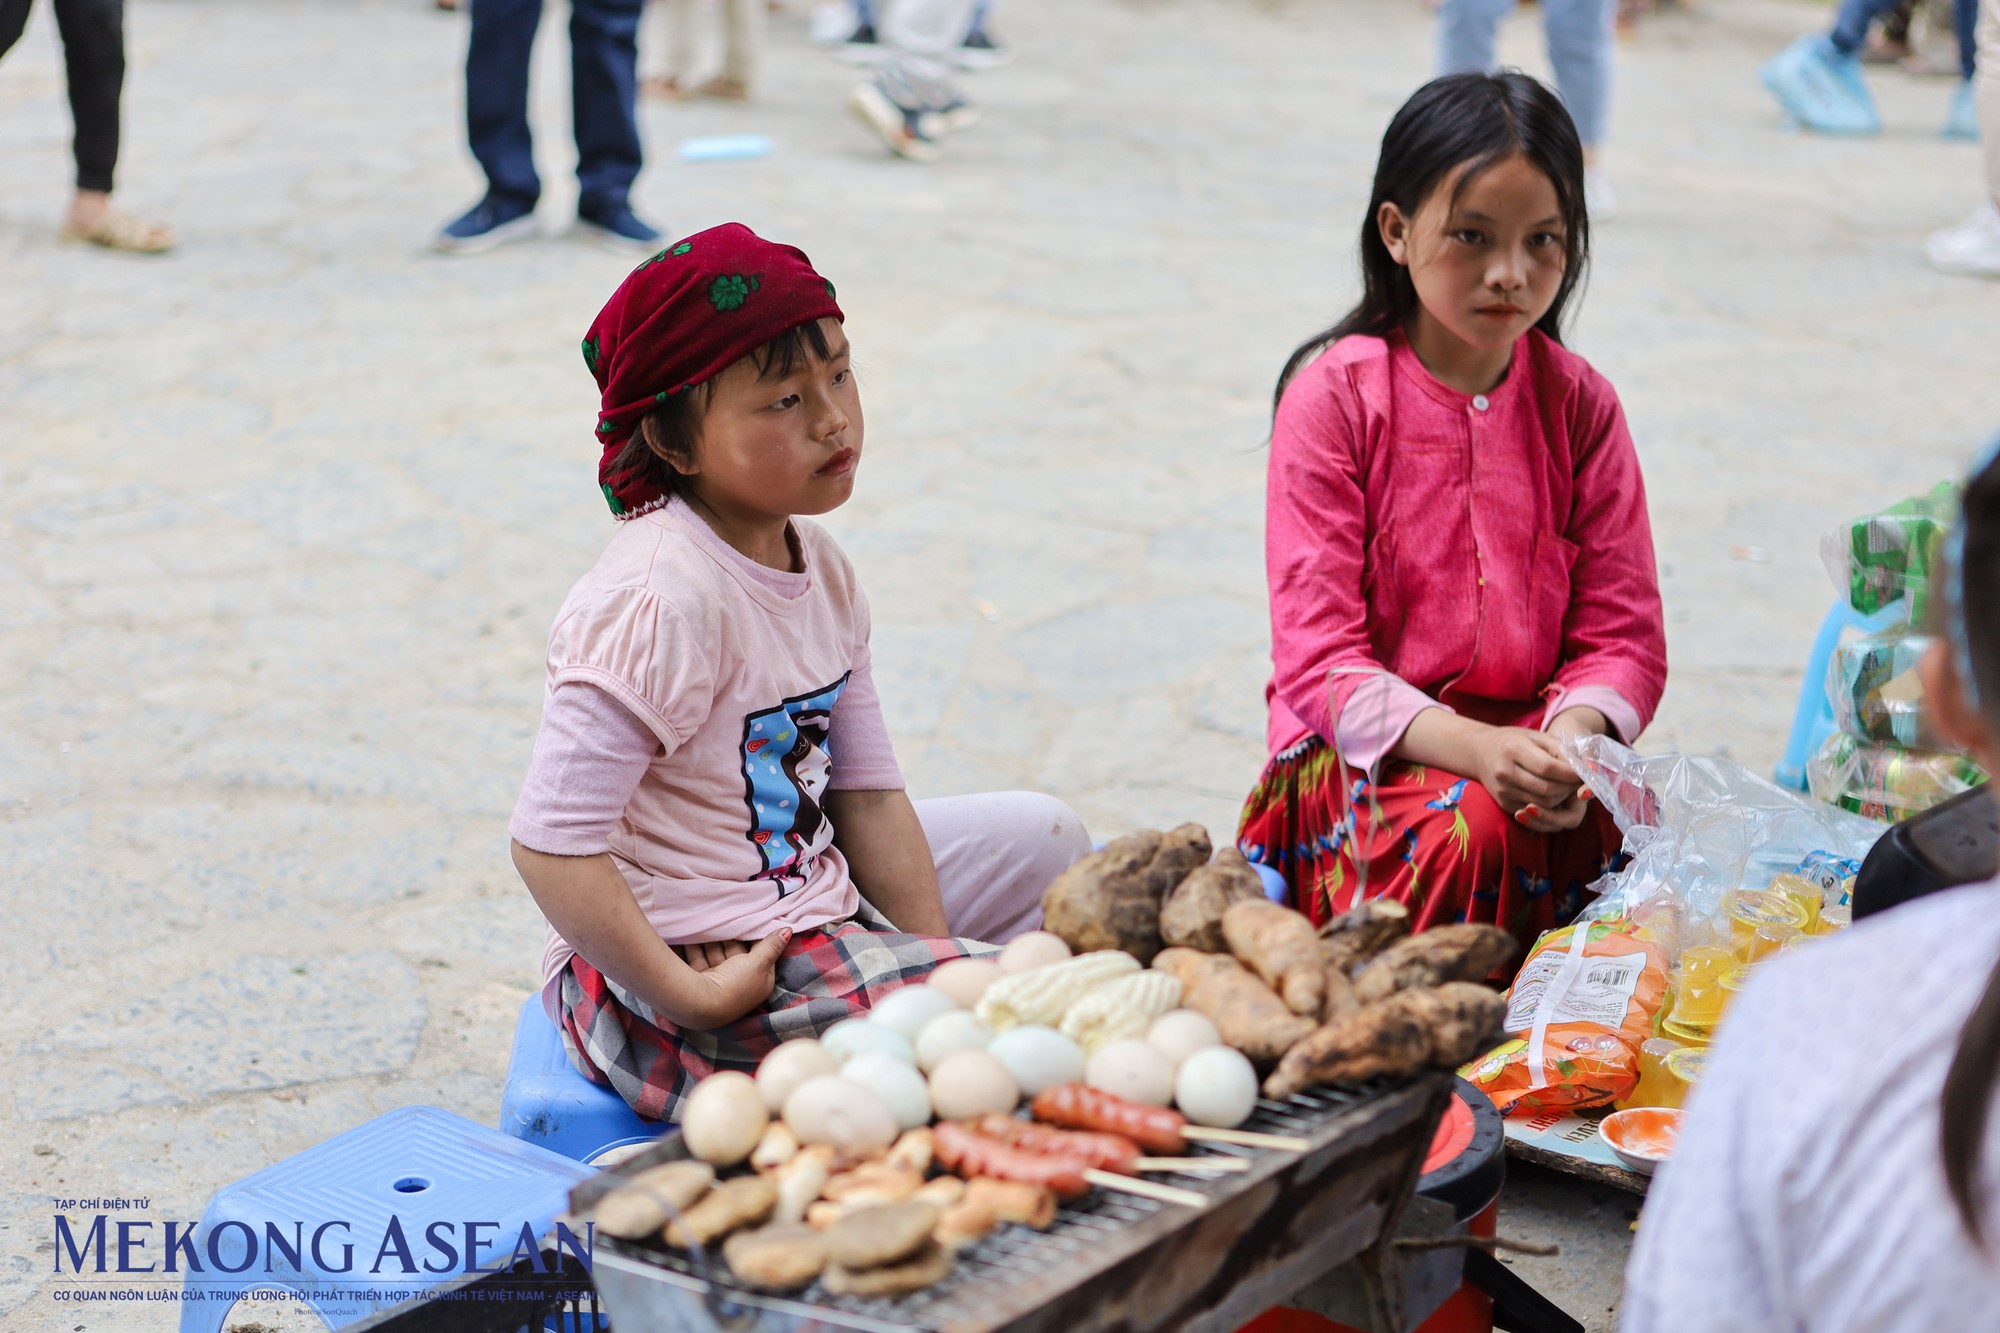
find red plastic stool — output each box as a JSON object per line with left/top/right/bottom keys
{"left": 1237, "top": 1078, "right": 1506, "bottom": 1333}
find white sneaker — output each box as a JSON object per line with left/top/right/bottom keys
{"left": 1927, "top": 203, "right": 2000, "bottom": 277}
{"left": 1585, "top": 167, "right": 1619, "bottom": 222}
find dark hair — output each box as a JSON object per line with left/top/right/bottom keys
{"left": 1938, "top": 442, "right": 2000, "bottom": 1244}
{"left": 1272, "top": 71, "right": 1590, "bottom": 413}
{"left": 608, "top": 318, "right": 838, "bottom": 498}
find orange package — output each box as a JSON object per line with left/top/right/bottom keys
{"left": 1461, "top": 918, "right": 1670, "bottom": 1115}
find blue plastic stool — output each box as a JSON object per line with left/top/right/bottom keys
{"left": 1775, "top": 599, "right": 1907, "bottom": 791}
{"left": 177, "top": 1105, "right": 592, "bottom": 1332}
{"left": 1252, "top": 859, "right": 1288, "bottom": 903}
{"left": 500, "top": 996, "right": 666, "bottom": 1164}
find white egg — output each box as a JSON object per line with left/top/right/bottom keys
{"left": 1146, "top": 1010, "right": 1224, "bottom": 1070}
{"left": 821, "top": 1018, "right": 915, "bottom": 1067}
{"left": 869, "top": 984, "right": 960, "bottom": 1040}
{"left": 927, "top": 958, "right": 1002, "bottom": 1008}
{"left": 840, "top": 1053, "right": 933, "bottom": 1130}
{"left": 987, "top": 1025, "right": 1087, "bottom": 1097}
{"left": 756, "top": 1038, "right": 840, "bottom": 1112}
{"left": 927, "top": 1050, "right": 1021, "bottom": 1120}
{"left": 679, "top": 1071, "right": 769, "bottom": 1166}
{"left": 914, "top": 1010, "right": 993, "bottom": 1073}
{"left": 1085, "top": 1038, "right": 1177, "bottom": 1108}
{"left": 782, "top": 1076, "right": 899, "bottom": 1154}
{"left": 1175, "top": 1046, "right": 1260, "bottom": 1129}
{"left": 998, "top": 931, "right": 1074, "bottom": 975}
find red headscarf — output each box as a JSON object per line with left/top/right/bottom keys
{"left": 582, "top": 223, "right": 844, "bottom": 518}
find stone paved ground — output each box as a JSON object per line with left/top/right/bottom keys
{"left": 2, "top": 0, "right": 1997, "bottom": 1328}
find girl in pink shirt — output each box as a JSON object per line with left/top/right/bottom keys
{"left": 1237, "top": 73, "right": 1667, "bottom": 945}
{"left": 509, "top": 224, "right": 1090, "bottom": 1120}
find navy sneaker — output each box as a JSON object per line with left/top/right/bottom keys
{"left": 574, "top": 201, "right": 663, "bottom": 254}
{"left": 433, "top": 193, "right": 538, "bottom": 254}
{"left": 954, "top": 27, "right": 1012, "bottom": 70}
{"left": 835, "top": 20, "right": 888, "bottom": 65}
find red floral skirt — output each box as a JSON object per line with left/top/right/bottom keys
{"left": 1236, "top": 737, "right": 1623, "bottom": 946}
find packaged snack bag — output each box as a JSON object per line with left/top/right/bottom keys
{"left": 1820, "top": 482, "right": 1958, "bottom": 621}
{"left": 1808, "top": 734, "right": 1989, "bottom": 823}
{"left": 1462, "top": 918, "right": 1670, "bottom": 1115}
{"left": 1828, "top": 629, "right": 1942, "bottom": 750}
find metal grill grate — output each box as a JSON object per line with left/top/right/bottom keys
{"left": 600, "top": 1083, "right": 1397, "bottom": 1330}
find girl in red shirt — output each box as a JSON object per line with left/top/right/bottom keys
{"left": 1237, "top": 72, "right": 1667, "bottom": 944}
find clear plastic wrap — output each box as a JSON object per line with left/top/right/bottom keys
{"left": 1560, "top": 734, "right": 1887, "bottom": 932}
{"left": 1819, "top": 481, "right": 1958, "bottom": 621}
{"left": 1806, "top": 733, "right": 1989, "bottom": 823}
{"left": 1827, "top": 628, "right": 1942, "bottom": 749}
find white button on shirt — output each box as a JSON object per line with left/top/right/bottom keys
{"left": 1472, "top": 394, "right": 1490, "bottom": 411}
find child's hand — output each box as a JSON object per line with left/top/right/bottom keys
{"left": 675, "top": 929, "right": 790, "bottom": 1030}
{"left": 1472, "top": 727, "right": 1585, "bottom": 817}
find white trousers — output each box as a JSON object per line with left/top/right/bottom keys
{"left": 917, "top": 791, "right": 1091, "bottom": 944}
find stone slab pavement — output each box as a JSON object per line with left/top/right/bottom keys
{"left": 1, "top": 0, "right": 1996, "bottom": 1328}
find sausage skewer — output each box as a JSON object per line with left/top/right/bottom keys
{"left": 1030, "top": 1084, "right": 1311, "bottom": 1155}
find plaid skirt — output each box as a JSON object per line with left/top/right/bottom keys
{"left": 557, "top": 901, "right": 996, "bottom": 1122}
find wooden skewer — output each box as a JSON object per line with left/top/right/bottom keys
{"left": 1135, "top": 1157, "right": 1251, "bottom": 1174}
{"left": 1083, "top": 1169, "right": 1209, "bottom": 1208}
{"left": 1183, "top": 1126, "right": 1311, "bottom": 1152}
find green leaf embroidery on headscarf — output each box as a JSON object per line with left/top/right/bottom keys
{"left": 655, "top": 390, "right": 669, "bottom": 403}
{"left": 601, "top": 483, "right": 627, "bottom": 516}
{"left": 672, "top": 241, "right": 693, "bottom": 256}
{"left": 708, "top": 274, "right": 759, "bottom": 311}
{"left": 824, "top": 280, "right": 837, "bottom": 301}
{"left": 581, "top": 337, "right": 599, "bottom": 371}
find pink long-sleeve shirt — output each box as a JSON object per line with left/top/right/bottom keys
{"left": 1265, "top": 329, "right": 1667, "bottom": 772}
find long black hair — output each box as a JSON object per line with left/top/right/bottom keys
{"left": 1272, "top": 71, "right": 1591, "bottom": 413}
{"left": 1938, "top": 442, "right": 2000, "bottom": 1243}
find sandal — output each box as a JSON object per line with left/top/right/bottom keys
{"left": 642, "top": 74, "right": 693, "bottom": 101}
{"left": 58, "top": 207, "right": 175, "bottom": 254}
{"left": 696, "top": 76, "right": 751, "bottom": 101}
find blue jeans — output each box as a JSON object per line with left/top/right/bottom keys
{"left": 1831, "top": 0, "right": 1978, "bottom": 80}
{"left": 466, "top": 0, "right": 645, "bottom": 211}
{"left": 1436, "top": 0, "right": 1615, "bottom": 147}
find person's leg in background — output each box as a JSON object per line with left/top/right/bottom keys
{"left": 716, "top": 0, "right": 764, "bottom": 97}
{"left": 642, "top": 0, "right": 699, "bottom": 99}
{"left": 1762, "top": 0, "right": 1903, "bottom": 134}
{"left": 1928, "top": 0, "right": 2000, "bottom": 274}
{"left": 438, "top": 0, "right": 545, "bottom": 251}
{"left": 1944, "top": 0, "right": 1979, "bottom": 137}
{"left": 10, "top": 0, "right": 173, "bottom": 252}
{"left": 1434, "top": 0, "right": 1514, "bottom": 80}
{"left": 850, "top": 0, "right": 980, "bottom": 160}
{"left": 1541, "top": 0, "right": 1618, "bottom": 217}
{"left": 571, "top": 0, "right": 659, "bottom": 250}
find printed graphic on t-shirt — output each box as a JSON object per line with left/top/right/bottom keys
{"left": 739, "top": 674, "right": 849, "bottom": 894}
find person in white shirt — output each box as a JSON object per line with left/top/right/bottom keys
{"left": 1622, "top": 439, "right": 2000, "bottom": 1333}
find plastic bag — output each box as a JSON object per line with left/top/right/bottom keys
{"left": 1806, "top": 734, "right": 1989, "bottom": 823}
{"left": 1820, "top": 481, "right": 1958, "bottom": 621}
{"left": 1828, "top": 628, "right": 1943, "bottom": 749}
{"left": 1463, "top": 916, "right": 1670, "bottom": 1114}
{"left": 1560, "top": 734, "right": 1886, "bottom": 931}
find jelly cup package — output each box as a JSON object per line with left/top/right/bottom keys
{"left": 1464, "top": 918, "right": 1669, "bottom": 1115}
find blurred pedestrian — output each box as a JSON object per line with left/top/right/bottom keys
{"left": 435, "top": 0, "right": 661, "bottom": 255}
{"left": 1929, "top": 0, "right": 2000, "bottom": 275}
{"left": 1435, "top": 0, "right": 1621, "bottom": 218}
{"left": 645, "top": 0, "right": 762, "bottom": 102}
{"left": 848, "top": 0, "right": 982, "bottom": 160}
{"left": 0, "top": 0, "right": 173, "bottom": 252}
{"left": 1760, "top": 0, "right": 1977, "bottom": 138}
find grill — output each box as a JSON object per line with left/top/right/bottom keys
{"left": 580, "top": 1073, "right": 1451, "bottom": 1333}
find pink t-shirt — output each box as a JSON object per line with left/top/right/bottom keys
{"left": 513, "top": 498, "right": 904, "bottom": 994}
{"left": 1266, "top": 330, "right": 1668, "bottom": 773}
